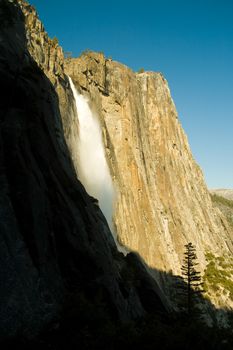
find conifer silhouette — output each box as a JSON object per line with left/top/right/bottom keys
{"left": 180, "top": 242, "right": 204, "bottom": 316}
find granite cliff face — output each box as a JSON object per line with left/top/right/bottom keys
{"left": 0, "top": 0, "right": 167, "bottom": 339}
{"left": 65, "top": 52, "right": 233, "bottom": 309}
{"left": 1, "top": 0, "right": 233, "bottom": 341}
{"left": 18, "top": 0, "right": 81, "bottom": 175}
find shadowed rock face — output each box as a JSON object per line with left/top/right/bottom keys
{"left": 0, "top": 0, "right": 167, "bottom": 339}
{"left": 65, "top": 52, "right": 233, "bottom": 308}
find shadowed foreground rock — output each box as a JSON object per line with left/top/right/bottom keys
{"left": 0, "top": 0, "right": 166, "bottom": 339}
{"left": 1, "top": 1, "right": 233, "bottom": 348}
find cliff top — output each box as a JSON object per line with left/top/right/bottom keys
{"left": 69, "top": 49, "right": 165, "bottom": 79}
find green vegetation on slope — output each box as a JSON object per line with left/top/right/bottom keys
{"left": 210, "top": 193, "right": 233, "bottom": 227}
{"left": 211, "top": 194, "right": 233, "bottom": 209}
{"left": 204, "top": 252, "right": 233, "bottom": 302}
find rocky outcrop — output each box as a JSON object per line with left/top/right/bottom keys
{"left": 65, "top": 52, "right": 233, "bottom": 308}
{"left": 0, "top": 0, "right": 166, "bottom": 339}
{"left": 18, "top": 0, "right": 81, "bottom": 176}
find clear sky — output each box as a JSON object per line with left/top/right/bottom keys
{"left": 30, "top": 0, "right": 233, "bottom": 189}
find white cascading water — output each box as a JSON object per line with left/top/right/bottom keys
{"left": 68, "top": 77, "right": 115, "bottom": 228}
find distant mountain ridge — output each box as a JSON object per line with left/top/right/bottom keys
{"left": 210, "top": 190, "right": 233, "bottom": 228}
{"left": 210, "top": 189, "right": 233, "bottom": 201}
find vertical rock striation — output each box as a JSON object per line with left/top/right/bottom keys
{"left": 18, "top": 0, "right": 80, "bottom": 175}
{"left": 0, "top": 0, "right": 167, "bottom": 339}
{"left": 65, "top": 52, "right": 233, "bottom": 308}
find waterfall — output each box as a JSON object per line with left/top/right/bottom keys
{"left": 68, "top": 77, "right": 115, "bottom": 228}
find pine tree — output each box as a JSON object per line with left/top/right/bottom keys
{"left": 180, "top": 242, "right": 204, "bottom": 316}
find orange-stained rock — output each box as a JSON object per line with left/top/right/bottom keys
{"left": 65, "top": 52, "right": 233, "bottom": 311}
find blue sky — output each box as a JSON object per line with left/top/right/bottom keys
{"left": 31, "top": 0, "right": 233, "bottom": 188}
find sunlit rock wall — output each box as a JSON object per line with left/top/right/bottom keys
{"left": 65, "top": 52, "right": 233, "bottom": 308}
